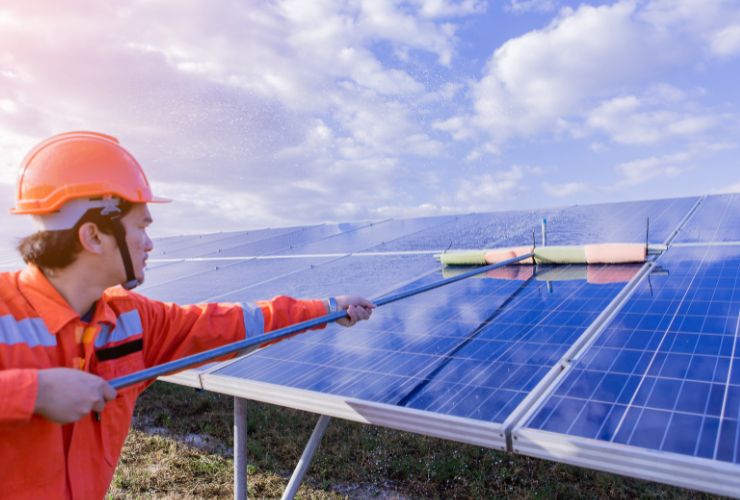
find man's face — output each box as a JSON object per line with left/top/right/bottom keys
{"left": 119, "top": 203, "right": 154, "bottom": 284}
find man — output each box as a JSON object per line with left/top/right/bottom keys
{"left": 0, "top": 131, "right": 374, "bottom": 498}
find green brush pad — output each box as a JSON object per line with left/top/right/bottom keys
{"left": 439, "top": 251, "right": 487, "bottom": 266}
{"left": 534, "top": 246, "right": 587, "bottom": 264}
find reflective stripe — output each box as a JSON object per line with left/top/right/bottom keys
{"left": 241, "top": 303, "right": 264, "bottom": 337}
{"left": 95, "top": 310, "right": 143, "bottom": 348}
{"left": 0, "top": 314, "right": 56, "bottom": 347}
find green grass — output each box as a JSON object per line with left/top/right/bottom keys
{"left": 109, "top": 382, "right": 720, "bottom": 499}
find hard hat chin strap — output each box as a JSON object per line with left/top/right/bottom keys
{"left": 109, "top": 216, "right": 140, "bottom": 290}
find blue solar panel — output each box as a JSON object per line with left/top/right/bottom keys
{"left": 150, "top": 226, "right": 298, "bottom": 258}
{"left": 143, "top": 195, "right": 740, "bottom": 494}
{"left": 139, "top": 257, "right": 332, "bottom": 303}
{"left": 213, "top": 254, "right": 441, "bottom": 303}
{"left": 523, "top": 245, "right": 740, "bottom": 462}
{"left": 274, "top": 216, "right": 454, "bottom": 255}
{"left": 213, "top": 222, "right": 370, "bottom": 257}
{"left": 676, "top": 193, "right": 740, "bottom": 243}
{"left": 526, "top": 197, "right": 698, "bottom": 246}
{"left": 367, "top": 210, "right": 551, "bottom": 251}
{"left": 142, "top": 259, "right": 239, "bottom": 289}
{"left": 210, "top": 262, "right": 633, "bottom": 423}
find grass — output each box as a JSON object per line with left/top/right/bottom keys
{"left": 109, "top": 382, "right": 719, "bottom": 499}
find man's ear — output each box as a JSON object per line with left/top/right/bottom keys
{"left": 77, "top": 222, "right": 105, "bottom": 254}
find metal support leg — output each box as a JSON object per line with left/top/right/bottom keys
{"left": 280, "top": 415, "right": 332, "bottom": 500}
{"left": 234, "top": 397, "right": 248, "bottom": 500}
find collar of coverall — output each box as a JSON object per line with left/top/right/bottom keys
{"left": 18, "top": 265, "right": 119, "bottom": 333}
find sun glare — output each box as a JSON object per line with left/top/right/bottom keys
{"left": 0, "top": 10, "right": 17, "bottom": 26}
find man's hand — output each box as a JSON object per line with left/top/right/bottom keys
{"left": 334, "top": 295, "right": 375, "bottom": 327}
{"left": 34, "top": 368, "right": 117, "bottom": 424}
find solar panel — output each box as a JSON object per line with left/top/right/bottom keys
{"left": 212, "top": 254, "right": 440, "bottom": 303}
{"left": 514, "top": 245, "right": 740, "bottom": 495}
{"left": 151, "top": 194, "right": 740, "bottom": 495}
{"left": 675, "top": 193, "right": 740, "bottom": 243}
{"left": 150, "top": 226, "right": 301, "bottom": 258}
{"left": 272, "top": 216, "right": 454, "bottom": 255}
{"left": 184, "top": 222, "right": 372, "bottom": 258}
{"left": 139, "top": 256, "right": 334, "bottom": 303}
{"left": 367, "top": 210, "right": 551, "bottom": 251}
{"left": 193, "top": 262, "right": 631, "bottom": 449}
{"left": 519, "top": 197, "right": 698, "bottom": 246}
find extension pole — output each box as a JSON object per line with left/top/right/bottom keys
{"left": 109, "top": 253, "right": 535, "bottom": 390}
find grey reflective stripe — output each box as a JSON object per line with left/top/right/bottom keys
{"left": 241, "top": 303, "right": 264, "bottom": 337}
{"left": 95, "top": 310, "right": 143, "bottom": 348}
{"left": 0, "top": 315, "right": 56, "bottom": 347}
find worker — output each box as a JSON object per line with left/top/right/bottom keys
{"left": 0, "top": 131, "right": 375, "bottom": 499}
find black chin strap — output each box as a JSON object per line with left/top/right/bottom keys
{"left": 109, "top": 216, "right": 139, "bottom": 290}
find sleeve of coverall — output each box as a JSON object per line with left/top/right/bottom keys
{"left": 137, "top": 294, "right": 328, "bottom": 369}
{"left": 0, "top": 369, "right": 38, "bottom": 422}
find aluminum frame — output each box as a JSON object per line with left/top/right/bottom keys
{"left": 511, "top": 428, "right": 740, "bottom": 498}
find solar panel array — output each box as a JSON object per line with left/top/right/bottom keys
{"left": 136, "top": 193, "right": 739, "bottom": 495}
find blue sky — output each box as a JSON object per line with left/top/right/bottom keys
{"left": 1, "top": 0, "right": 739, "bottom": 250}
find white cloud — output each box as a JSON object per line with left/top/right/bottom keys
{"left": 0, "top": 130, "right": 37, "bottom": 184}
{"left": 0, "top": 99, "right": 18, "bottom": 114}
{"left": 639, "top": 1, "right": 740, "bottom": 58}
{"left": 506, "top": 0, "right": 559, "bottom": 14}
{"left": 615, "top": 152, "right": 691, "bottom": 186}
{"left": 0, "top": 181, "right": 35, "bottom": 251}
{"left": 0, "top": 9, "right": 19, "bottom": 27}
{"left": 714, "top": 181, "right": 740, "bottom": 194}
{"left": 542, "top": 181, "right": 590, "bottom": 198}
{"left": 123, "top": 1, "right": 446, "bottom": 110}
{"left": 411, "top": 0, "right": 487, "bottom": 18}
{"left": 462, "top": 0, "right": 740, "bottom": 149}
{"left": 0, "top": 1, "right": 487, "bottom": 239}
{"left": 643, "top": 83, "right": 687, "bottom": 103}
{"left": 1, "top": 0, "right": 738, "bottom": 244}
{"left": 711, "top": 24, "right": 740, "bottom": 57}
{"left": 150, "top": 181, "right": 288, "bottom": 231}
{"left": 471, "top": 2, "right": 663, "bottom": 143}
{"left": 432, "top": 116, "right": 475, "bottom": 141}
{"left": 453, "top": 165, "right": 535, "bottom": 211}
{"left": 587, "top": 94, "right": 719, "bottom": 144}
{"left": 590, "top": 142, "right": 608, "bottom": 153}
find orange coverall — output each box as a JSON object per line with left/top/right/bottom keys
{"left": 0, "top": 265, "right": 328, "bottom": 499}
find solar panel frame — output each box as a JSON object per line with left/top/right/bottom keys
{"left": 511, "top": 425, "right": 740, "bottom": 497}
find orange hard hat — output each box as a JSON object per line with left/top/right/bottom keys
{"left": 11, "top": 131, "right": 169, "bottom": 215}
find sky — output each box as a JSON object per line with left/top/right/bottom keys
{"left": 1, "top": 0, "right": 739, "bottom": 250}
